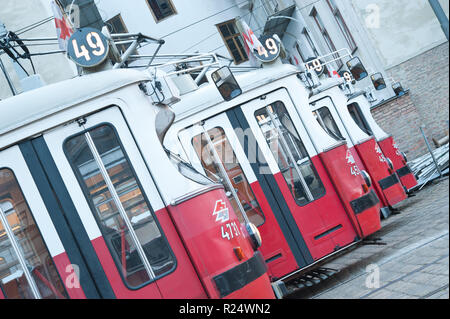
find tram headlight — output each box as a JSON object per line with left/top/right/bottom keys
{"left": 361, "top": 170, "right": 372, "bottom": 189}
{"left": 386, "top": 158, "right": 394, "bottom": 173}
{"left": 401, "top": 152, "right": 408, "bottom": 164}
{"left": 246, "top": 223, "right": 262, "bottom": 251}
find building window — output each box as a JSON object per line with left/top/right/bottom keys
{"left": 296, "top": 28, "right": 321, "bottom": 63}
{"left": 106, "top": 14, "right": 132, "bottom": 54}
{"left": 217, "top": 19, "right": 248, "bottom": 65}
{"left": 146, "top": 0, "right": 177, "bottom": 22}
{"left": 311, "top": 7, "right": 343, "bottom": 69}
{"left": 326, "top": 0, "right": 357, "bottom": 52}
{"left": 59, "top": 0, "right": 104, "bottom": 30}
{"left": 295, "top": 43, "right": 307, "bottom": 63}
{"left": 302, "top": 29, "right": 320, "bottom": 58}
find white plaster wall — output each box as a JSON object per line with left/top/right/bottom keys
{"left": 95, "top": 0, "right": 261, "bottom": 62}
{"left": 0, "top": 0, "right": 74, "bottom": 99}
{"left": 350, "top": 0, "right": 448, "bottom": 69}
{"left": 0, "top": 0, "right": 75, "bottom": 100}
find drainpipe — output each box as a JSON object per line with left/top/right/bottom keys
{"left": 429, "top": 0, "right": 449, "bottom": 40}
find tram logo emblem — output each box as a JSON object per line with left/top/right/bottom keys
{"left": 346, "top": 150, "right": 356, "bottom": 165}
{"left": 213, "top": 200, "right": 230, "bottom": 223}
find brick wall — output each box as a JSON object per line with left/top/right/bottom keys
{"left": 371, "top": 93, "right": 430, "bottom": 160}
{"left": 371, "top": 41, "right": 449, "bottom": 160}
{"left": 387, "top": 42, "right": 449, "bottom": 140}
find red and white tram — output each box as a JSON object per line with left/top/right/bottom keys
{"left": 308, "top": 78, "right": 408, "bottom": 217}
{"left": 0, "top": 68, "right": 275, "bottom": 299}
{"left": 164, "top": 62, "right": 381, "bottom": 289}
{"left": 346, "top": 91, "right": 418, "bottom": 192}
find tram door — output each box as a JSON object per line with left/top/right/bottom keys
{"left": 311, "top": 96, "right": 368, "bottom": 173}
{"left": 239, "top": 89, "right": 358, "bottom": 260}
{"left": 39, "top": 106, "right": 205, "bottom": 299}
{"left": 178, "top": 113, "right": 303, "bottom": 279}
{"left": 179, "top": 89, "right": 358, "bottom": 270}
{"left": 0, "top": 146, "right": 76, "bottom": 299}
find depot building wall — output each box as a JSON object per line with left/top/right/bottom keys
{"left": 370, "top": 41, "right": 449, "bottom": 161}
{"left": 385, "top": 42, "right": 449, "bottom": 144}
{"left": 371, "top": 93, "right": 431, "bottom": 161}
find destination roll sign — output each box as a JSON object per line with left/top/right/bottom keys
{"left": 67, "top": 28, "right": 110, "bottom": 68}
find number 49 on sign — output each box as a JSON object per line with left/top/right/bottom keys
{"left": 67, "top": 28, "right": 109, "bottom": 68}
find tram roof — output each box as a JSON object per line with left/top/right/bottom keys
{"left": 0, "top": 68, "right": 150, "bottom": 137}
{"left": 171, "top": 63, "right": 300, "bottom": 120}
{"left": 347, "top": 90, "right": 366, "bottom": 101}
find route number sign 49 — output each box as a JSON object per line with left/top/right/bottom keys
{"left": 253, "top": 35, "right": 281, "bottom": 63}
{"left": 67, "top": 28, "right": 110, "bottom": 68}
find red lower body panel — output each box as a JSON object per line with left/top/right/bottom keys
{"left": 272, "top": 156, "right": 358, "bottom": 261}
{"left": 53, "top": 252, "right": 86, "bottom": 299}
{"left": 87, "top": 206, "right": 210, "bottom": 299}
{"left": 399, "top": 171, "right": 418, "bottom": 191}
{"left": 225, "top": 274, "right": 275, "bottom": 299}
{"left": 378, "top": 136, "right": 418, "bottom": 191}
{"left": 319, "top": 144, "right": 381, "bottom": 238}
{"left": 168, "top": 188, "right": 274, "bottom": 299}
{"left": 354, "top": 139, "right": 407, "bottom": 207}
{"left": 249, "top": 181, "right": 299, "bottom": 280}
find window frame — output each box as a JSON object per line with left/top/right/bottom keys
{"left": 312, "top": 96, "right": 346, "bottom": 142}
{"left": 326, "top": 0, "right": 357, "bottom": 53}
{"left": 0, "top": 167, "right": 68, "bottom": 299}
{"left": 216, "top": 19, "right": 249, "bottom": 65}
{"left": 191, "top": 126, "right": 266, "bottom": 227}
{"left": 254, "top": 101, "right": 327, "bottom": 207}
{"left": 348, "top": 102, "right": 373, "bottom": 136}
{"left": 105, "top": 13, "right": 133, "bottom": 55}
{"left": 63, "top": 122, "right": 177, "bottom": 291}
{"left": 145, "top": 0, "right": 178, "bottom": 23}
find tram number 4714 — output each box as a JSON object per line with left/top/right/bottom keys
{"left": 221, "top": 222, "right": 241, "bottom": 241}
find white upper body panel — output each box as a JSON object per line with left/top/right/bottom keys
{"left": 0, "top": 68, "right": 208, "bottom": 207}
{"left": 310, "top": 83, "right": 372, "bottom": 147}
{"left": 166, "top": 63, "right": 342, "bottom": 160}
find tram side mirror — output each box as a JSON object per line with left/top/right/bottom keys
{"left": 246, "top": 223, "right": 262, "bottom": 251}
{"left": 212, "top": 67, "right": 242, "bottom": 102}
{"left": 392, "top": 82, "right": 406, "bottom": 96}
{"left": 346, "top": 57, "right": 368, "bottom": 81}
{"left": 371, "top": 73, "right": 387, "bottom": 91}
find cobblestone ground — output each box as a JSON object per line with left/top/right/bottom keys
{"left": 287, "top": 177, "right": 449, "bottom": 299}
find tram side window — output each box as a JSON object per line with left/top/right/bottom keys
{"left": 64, "top": 125, "right": 175, "bottom": 288}
{"left": 255, "top": 101, "right": 326, "bottom": 206}
{"left": 313, "top": 106, "right": 345, "bottom": 141}
{"left": 348, "top": 103, "right": 373, "bottom": 136}
{"left": 192, "top": 127, "right": 265, "bottom": 227}
{"left": 0, "top": 169, "right": 68, "bottom": 299}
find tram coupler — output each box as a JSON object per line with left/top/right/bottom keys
{"left": 380, "top": 206, "right": 392, "bottom": 219}
{"left": 362, "top": 237, "right": 387, "bottom": 245}
{"left": 271, "top": 280, "right": 289, "bottom": 299}
{"left": 390, "top": 207, "right": 402, "bottom": 215}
